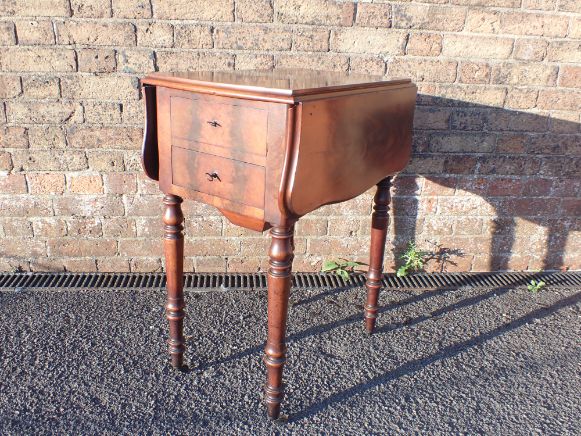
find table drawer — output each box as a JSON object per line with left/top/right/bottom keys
{"left": 171, "top": 146, "right": 265, "bottom": 210}
{"left": 170, "top": 95, "right": 268, "bottom": 163}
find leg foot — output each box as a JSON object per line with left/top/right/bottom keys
{"left": 364, "top": 177, "right": 392, "bottom": 333}
{"left": 264, "top": 224, "right": 294, "bottom": 419}
{"left": 163, "top": 194, "right": 186, "bottom": 368}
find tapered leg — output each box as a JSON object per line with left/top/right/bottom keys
{"left": 264, "top": 224, "right": 294, "bottom": 419}
{"left": 364, "top": 177, "right": 392, "bottom": 333}
{"left": 163, "top": 194, "right": 186, "bottom": 368}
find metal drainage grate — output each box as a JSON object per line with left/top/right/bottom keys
{"left": 0, "top": 271, "right": 579, "bottom": 291}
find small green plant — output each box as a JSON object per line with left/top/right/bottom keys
{"left": 527, "top": 279, "right": 546, "bottom": 293}
{"left": 322, "top": 258, "right": 367, "bottom": 281}
{"left": 397, "top": 241, "right": 429, "bottom": 277}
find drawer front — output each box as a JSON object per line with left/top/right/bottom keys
{"left": 170, "top": 95, "right": 268, "bottom": 164}
{"left": 171, "top": 146, "right": 265, "bottom": 210}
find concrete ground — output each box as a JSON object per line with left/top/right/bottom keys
{"left": 0, "top": 284, "right": 579, "bottom": 435}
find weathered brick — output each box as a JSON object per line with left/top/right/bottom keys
{"left": 214, "top": 25, "right": 291, "bottom": 51}
{"left": 61, "top": 76, "right": 139, "bottom": 100}
{"left": 83, "top": 102, "right": 122, "bottom": 124}
{"left": 13, "top": 150, "right": 87, "bottom": 171}
{"left": 66, "top": 217, "right": 102, "bottom": 236}
{"left": 549, "top": 112, "right": 579, "bottom": 134}
{"left": 434, "top": 84, "right": 507, "bottom": 107}
{"left": 451, "top": 0, "right": 520, "bottom": 7}
{"left": 0, "top": 174, "right": 27, "bottom": 194}
{"left": 0, "top": 21, "right": 16, "bottom": 45}
{"left": 513, "top": 39, "right": 547, "bottom": 61}
{"left": 295, "top": 218, "right": 327, "bottom": 237}
{"left": 523, "top": 0, "right": 557, "bottom": 10}
{"left": 67, "top": 126, "right": 142, "bottom": 149}
{"left": 559, "top": 66, "right": 581, "bottom": 89}
{"left": 87, "top": 151, "right": 125, "bottom": 172}
{"left": 156, "top": 51, "right": 234, "bottom": 71}
{"left": 537, "top": 90, "right": 581, "bottom": 111}
{"left": 388, "top": 59, "right": 457, "bottom": 83}
{"left": 102, "top": 173, "right": 136, "bottom": 195}
{"left": 393, "top": 4, "right": 466, "bottom": 32}
{"left": 235, "top": 53, "right": 274, "bottom": 70}
{"left": 276, "top": 53, "right": 349, "bottom": 72}
{"left": 113, "top": 0, "right": 151, "bottom": 18}
{"left": 505, "top": 88, "right": 538, "bottom": 109}
{"left": 431, "top": 132, "right": 495, "bottom": 153}
{"left": 0, "top": 152, "right": 12, "bottom": 171}
{"left": 53, "top": 196, "right": 124, "bottom": 217}
{"left": 414, "top": 108, "right": 450, "bottom": 132}
{"left": 458, "top": 62, "right": 491, "bottom": 84}
{"left": 32, "top": 218, "right": 67, "bottom": 237}
{"left": 569, "top": 17, "right": 581, "bottom": 39}
{"left": 464, "top": 9, "right": 501, "bottom": 33}
{"left": 491, "top": 63, "right": 558, "bottom": 86}
{"left": 136, "top": 22, "right": 173, "bottom": 47}
{"left": 71, "top": 0, "right": 111, "bottom": 17}
{"left": 116, "top": 49, "right": 155, "bottom": 73}
{"left": 559, "top": 0, "right": 581, "bottom": 12}
{"left": 27, "top": 173, "right": 65, "bottom": 194}
{"left": 15, "top": 20, "right": 55, "bottom": 45}
{"left": 406, "top": 33, "right": 442, "bottom": 56}
{"left": 97, "top": 257, "right": 131, "bottom": 272}
{"left": 118, "top": 239, "right": 162, "bottom": 257}
{"left": 6, "top": 101, "right": 83, "bottom": 124}
{"left": 174, "top": 25, "right": 213, "bottom": 49}
{"left": 102, "top": 217, "right": 136, "bottom": 237}
{"left": 0, "top": 238, "right": 45, "bottom": 257}
{"left": 0, "top": 196, "right": 53, "bottom": 217}
{"left": 293, "top": 28, "right": 329, "bottom": 52}
{"left": 236, "top": 0, "right": 274, "bottom": 23}
{"left": 277, "top": 0, "right": 354, "bottom": 26}
{"left": 349, "top": 56, "right": 386, "bottom": 75}
{"left": 47, "top": 239, "right": 117, "bottom": 257}
{"left": 442, "top": 35, "right": 513, "bottom": 59}
{"left": 197, "top": 256, "right": 228, "bottom": 273}
{"left": 500, "top": 12, "right": 568, "bottom": 37}
{"left": 546, "top": 41, "right": 581, "bottom": 63}
{"left": 29, "top": 126, "right": 66, "bottom": 149}
{"left": 77, "top": 49, "right": 117, "bottom": 73}
{"left": 332, "top": 28, "right": 405, "bottom": 55}
{"left": 0, "top": 127, "right": 28, "bottom": 149}
{"left": 22, "top": 76, "right": 60, "bottom": 98}
{"left": 56, "top": 21, "right": 136, "bottom": 46}
{"left": 67, "top": 174, "right": 103, "bottom": 194}
{"left": 130, "top": 258, "right": 162, "bottom": 272}
{"left": 356, "top": 3, "right": 391, "bottom": 28}
{"left": 153, "top": 0, "right": 234, "bottom": 21}
{"left": 327, "top": 217, "right": 362, "bottom": 237}
{"left": 0, "top": 76, "right": 22, "bottom": 98}
{"left": 0, "top": 48, "right": 76, "bottom": 72}
{"left": 0, "top": 0, "right": 70, "bottom": 16}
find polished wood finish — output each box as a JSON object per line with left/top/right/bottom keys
{"left": 264, "top": 223, "right": 295, "bottom": 418}
{"left": 364, "top": 177, "right": 392, "bottom": 333}
{"left": 162, "top": 194, "right": 186, "bottom": 368}
{"left": 141, "top": 69, "right": 417, "bottom": 419}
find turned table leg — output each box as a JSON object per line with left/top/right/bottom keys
{"left": 163, "top": 194, "right": 186, "bottom": 368}
{"left": 264, "top": 224, "right": 294, "bottom": 419}
{"left": 364, "top": 177, "right": 392, "bottom": 333}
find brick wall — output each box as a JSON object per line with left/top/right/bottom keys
{"left": 0, "top": 0, "right": 579, "bottom": 273}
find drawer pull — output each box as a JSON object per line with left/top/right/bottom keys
{"left": 207, "top": 120, "right": 221, "bottom": 128}
{"left": 205, "top": 171, "right": 221, "bottom": 182}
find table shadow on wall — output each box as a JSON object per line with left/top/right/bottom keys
{"left": 390, "top": 95, "right": 580, "bottom": 271}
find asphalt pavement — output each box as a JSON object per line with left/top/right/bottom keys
{"left": 0, "top": 284, "right": 579, "bottom": 434}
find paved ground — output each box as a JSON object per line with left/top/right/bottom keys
{"left": 0, "top": 284, "right": 579, "bottom": 435}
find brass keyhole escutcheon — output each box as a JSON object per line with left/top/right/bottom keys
{"left": 205, "top": 171, "right": 221, "bottom": 182}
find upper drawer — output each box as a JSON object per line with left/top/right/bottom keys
{"left": 170, "top": 95, "right": 268, "bottom": 165}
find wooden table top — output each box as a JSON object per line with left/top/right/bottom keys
{"left": 141, "top": 69, "right": 412, "bottom": 103}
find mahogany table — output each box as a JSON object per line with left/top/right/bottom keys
{"left": 140, "top": 69, "right": 417, "bottom": 419}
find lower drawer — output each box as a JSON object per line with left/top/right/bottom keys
{"left": 171, "top": 147, "right": 265, "bottom": 210}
